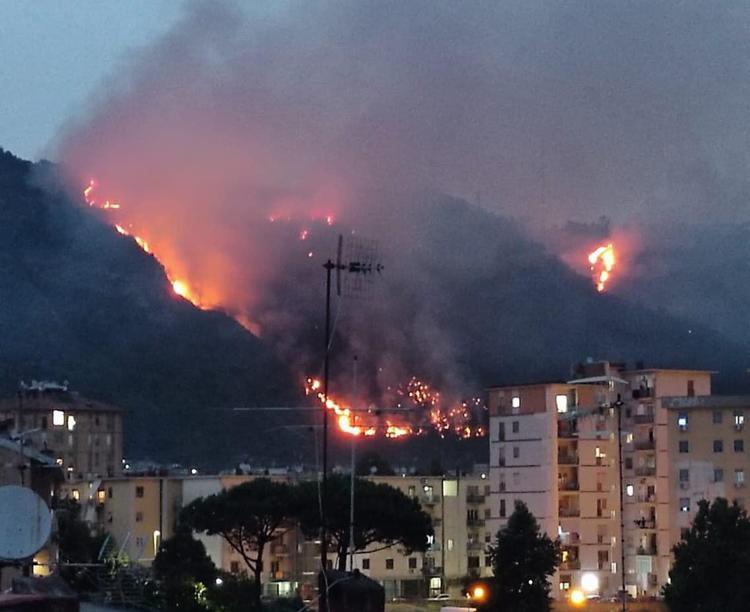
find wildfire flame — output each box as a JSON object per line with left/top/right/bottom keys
{"left": 588, "top": 243, "right": 616, "bottom": 292}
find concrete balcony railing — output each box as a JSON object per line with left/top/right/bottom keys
{"left": 467, "top": 541, "right": 484, "bottom": 551}
{"left": 635, "top": 467, "right": 656, "bottom": 477}
{"left": 558, "top": 425, "right": 578, "bottom": 438}
{"left": 421, "top": 495, "right": 440, "bottom": 505}
{"left": 637, "top": 494, "right": 657, "bottom": 503}
{"left": 558, "top": 481, "right": 580, "bottom": 491}
{"left": 633, "top": 413, "right": 655, "bottom": 424}
{"left": 558, "top": 453, "right": 579, "bottom": 465}
{"left": 637, "top": 545, "right": 658, "bottom": 556}
{"left": 633, "top": 518, "right": 656, "bottom": 530}
{"left": 467, "top": 493, "right": 486, "bottom": 504}
{"left": 466, "top": 518, "right": 485, "bottom": 528}
{"left": 559, "top": 508, "right": 580, "bottom": 518}
{"left": 560, "top": 559, "right": 581, "bottom": 571}
{"left": 634, "top": 440, "right": 656, "bottom": 451}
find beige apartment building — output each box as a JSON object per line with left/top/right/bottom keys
{"left": 351, "top": 470, "right": 492, "bottom": 600}
{"left": 0, "top": 381, "right": 124, "bottom": 482}
{"left": 488, "top": 361, "right": 746, "bottom": 601}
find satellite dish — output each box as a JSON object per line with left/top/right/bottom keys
{"left": 0, "top": 485, "right": 52, "bottom": 560}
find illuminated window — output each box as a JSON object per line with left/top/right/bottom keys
{"left": 67, "top": 415, "right": 76, "bottom": 431}
{"left": 52, "top": 410, "right": 65, "bottom": 427}
{"left": 447, "top": 539, "right": 454, "bottom": 551}
{"left": 680, "top": 498, "right": 690, "bottom": 512}
{"left": 96, "top": 489, "right": 106, "bottom": 504}
{"left": 626, "top": 484, "right": 634, "bottom": 497}
{"left": 677, "top": 414, "right": 688, "bottom": 431}
{"left": 735, "top": 411, "right": 745, "bottom": 429}
{"left": 511, "top": 396, "right": 520, "bottom": 409}
{"left": 556, "top": 395, "right": 568, "bottom": 413}
{"left": 55, "top": 458, "right": 63, "bottom": 466}
{"left": 71, "top": 489, "right": 80, "bottom": 501}
{"left": 735, "top": 469, "right": 745, "bottom": 487}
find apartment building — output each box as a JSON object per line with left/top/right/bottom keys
{"left": 488, "top": 361, "right": 727, "bottom": 601}
{"left": 0, "top": 381, "right": 124, "bottom": 481}
{"left": 351, "top": 470, "right": 492, "bottom": 600}
{"left": 487, "top": 375, "right": 621, "bottom": 600}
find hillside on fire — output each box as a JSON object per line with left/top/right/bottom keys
{"left": 0, "top": 147, "right": 748, "bottom": 467}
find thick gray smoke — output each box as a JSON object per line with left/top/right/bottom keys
{"left": 54, "top": 1, "right": 750, "bottom": 399}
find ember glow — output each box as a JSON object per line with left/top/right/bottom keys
{"left": 588, "top": 243, "right": 616, "bottom": 292}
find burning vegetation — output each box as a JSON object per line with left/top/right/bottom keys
{"left": 588, "top": 243, "right": 616, "bottom": 292}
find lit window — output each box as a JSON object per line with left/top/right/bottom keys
{"left": 512, "top": 396, "right": 520, "bottom": 409}
{"left": 96, "top": 489, "right": 106, "bottom": 504}
{"left": 626, "top": 433, "right": 633, "bottom": 444}
{"left": 735, "top": 469, "right": 745, "bottom": 487}
{"left": 52, "top": 410, "right": 65, "bottom": 427}
{"left": 67, "top": 415, "right": 76, "bottom": 431}
{"left": 677, "top": 414, "right": 688, "bottom": 431}
{"left": 71, "top": 489, "right": 80, "bottom": 501}
{"left": 679, "top": 498, "right": 690, "bottom": 512}
{"left": 447, "top": 539, "right": 454, "bottom": 551}
{"left": 55, "top": 458, "right": 63, "bottom": 466}
{"left": 556, "top": 395, "right": 568, "bottom": 413}
{"left": 626, "top": 484, "right": 634, "bottom": 497}
{"left": 735, "top": 411, "right": 745, "bottom": 429}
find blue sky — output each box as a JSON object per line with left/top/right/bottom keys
{"left": 0, "top": 1, "right": 184, "bottom": 160}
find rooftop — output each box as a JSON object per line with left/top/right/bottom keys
{"left": 662, "top": 395, "right": 750, "bottom": 410}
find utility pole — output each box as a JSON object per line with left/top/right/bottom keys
{"left": 349, "top": 356, "right": 358, "bottom": 571}
{"left": 319, "top": 236, "right": 383, "bottom": 612}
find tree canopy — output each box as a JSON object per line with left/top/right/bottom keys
{"left": 481, "top": 500, "right": 560, "bottom": 612}
{"left": 181, "top": 478, "right": 296, "bottom": 607}
{"left": 664, "top": 497, "right": 750, "bottom": 611}
{"left": 295, "top": 474, "right": 433, "bottom": 570}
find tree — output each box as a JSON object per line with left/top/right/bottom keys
{"left": 481, "top": 500, "right": 560, "bottom": 612}
{"left": 295, "top": 475, "right": 433, "bottom": 570}
{"left": 153, "top": 524, "right": 217, "bottom": 611}
{"left": 181, "top": 478, "right": 295, "bottom": 608}
{"left": 664, "top": 497, "right": 750, "bottom": 611}
{"left": 355, "top": 451, "right": 395, "bottom": 476}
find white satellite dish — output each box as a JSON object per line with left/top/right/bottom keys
{"left": 0, "top": 485, "right": 52, "bottom": 561}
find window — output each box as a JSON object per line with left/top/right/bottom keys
{"left": 498, "top": 447, "right": 505, "bottom": 466}
{"left": 679, "top": 469, "right": 689, "bottom": 483}
{"left": 497, "top": 422, "right": 505, "bottom": 441}
{"left": 512, "top": 472, "right": 520, "bottom": 486}
{"left": 714, "top": 440, "right": 724, "bottom": 453}
{"left": 136, "top": 512, "right": 143, "bottom": 522}
{"left": 447, "top": 539, "right": 454, "bottom": 551}
{"left": 625, "top": 457, "right": 633, "bottom": 470}
{"left": 41, "top": 416, "right": 48, "bottom": 429}
{"left": 735, "top": 469, "right": 745, "bottom": 487}
{"left": 385, "top": 558, "right": 394, "bottom": 570}
{"left": 135, "top": 537, "right": 144, "bottom": 549}
{"left": 626, "top": 484, "right": 634, "bottom": 497}
{"left": 714, "top": 468, "right": 724, "bottom": 483}
{"left": 513, "top": 446, "right": 520, "bottom": 459}
{"left": 230, "top": 561, "right": 240, "bottom": 574}
{"left": 713, "top": 411, "right": 723, "bottom": 424}
{"left": 687, "top": 380, "right": 695, "bottom": 397}
{"left": 511, "top": 396, "right": 520, "bottom": 409}
{"left": 735, "top": 411, "right": 745, "bottom": 430}
{"left": 52, "top": 410, "right": 65, "bottom": 427}
{"left": 67, "top": 415, "right": 76, "bottom": 431}
{"left": 108, "top": 487, "right": 113, "bottom": 499}
{"left": 680, "top": 498, "right": 690, "bottom": 512}
{"left": 468, "top": 556, "right": 480, "bottom": 569}
{"left": 679, "top": 440, "right": 689, "bottom": 453}
{"left": 735, "top": 439, "right": 745, "bottom": 453}
{"left": 678, "top": 413, "right": 688, "bottom": 431}
{"left": 71, "top": 489, "right": 80, "bottom": 501}
{"left": 408, "top": 557, "right": 417, "bottom": 569}
{"left": 485, "top": 555, "right": 492, "bottom": 567}
{"left": 96, "top": 489, "right": 106, "bottom": 504}
{"left": 408, "top": 485, "right": 415, "bottom": 497}
{"left": 362, "top": 558, "right": 370, "bottom": 570}
{"left": 499, "top": 499, "right": 506, "bottom": 518}
{"left": 512, "top": 421, "right": 519, "bottom": 434}
{"left": 556, "top": 394, "right": 568, "bottom": 413}
{"left": 136, "top": 486, "right": 145, "bottom": 498}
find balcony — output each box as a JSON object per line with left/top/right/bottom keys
{"left": 558, "top": 424, "right": 578, "bottom": 438}
{"left": 633, "top": 518, "right": 656, "bottom": 530}
{"left": 558, "top": 481, "right": 580, "bottom": 492}
{"left": 558, "top": 453, "right": 579, "bottom": 465}
{"left": 560, "top": 559, "right": 581, "bottom": 571}
{"left": 559, "top": 507, "right": 580, "bottom": 518}
{"left": 635, "top": 467, "right": 656, "bottom": 477}
{"left": 637, "top": 545, "right": 658, "bottom": 556}
{"left": 467, "top": 493, "right": 486, "bottom": 504}
{"left": 633, "top": 388, "right": 653, "bottom": 399}
{"left": 467, "top": 541, "right": 484, "bottom": 551}
{"left": 466, "top": 518, "right": 485, "bottom": 528}
{"left": 637, "top": 494, "right": 656, "bottom": 503}
{"left": 633, "top": 413, "right": 655, "bottom": 424}
{"left": 634, "top": 440, "right": 656, "bottom": 451}
{"left": 421, "top": 495, "right": 440, "bottom": 505}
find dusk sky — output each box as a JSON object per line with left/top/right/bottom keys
{"left": 0, "top": 1, "right": 183, "bottom": 160}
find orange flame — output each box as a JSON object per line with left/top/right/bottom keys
{"left": 588, "top": 243, "right": 616, "bottom": 292}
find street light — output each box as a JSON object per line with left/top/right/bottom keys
{"left": 570, "top": 588, "right": 586, "bottom": 607}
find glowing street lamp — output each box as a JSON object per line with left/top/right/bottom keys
{"left": 570, "top": 588, "right": 586, "bottom": 607}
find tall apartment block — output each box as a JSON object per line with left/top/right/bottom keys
{"left": 487, "top": 361, "right": 747, "bottom": 601}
